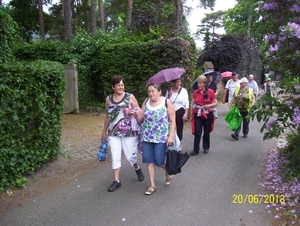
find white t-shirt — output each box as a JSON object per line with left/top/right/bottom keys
{"left": 248, "top": 80, "right": 259, "bottom": 95}
{"left": 165, "top": 87, "right": 189, "bottom": 111}
{"left": 225, "top": 79, "right": 240, "bottom": 103}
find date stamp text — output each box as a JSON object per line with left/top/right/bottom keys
{"left": 232, "top": 194, "right": 286, "bottom": 204}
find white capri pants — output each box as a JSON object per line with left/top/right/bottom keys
{"left": 108, "top": 136, "right": 138, "bottom": 169}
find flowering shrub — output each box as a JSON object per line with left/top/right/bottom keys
{"left": 250, "top": 0, "right": 300, "bottom": 140}
{"left": 249, "top": 0, "right": 300, "bottom": 223}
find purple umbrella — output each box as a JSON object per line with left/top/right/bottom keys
{"left": 146, "top": 67, "right": 185, "bottom": 87}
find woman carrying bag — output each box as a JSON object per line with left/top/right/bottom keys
{"left": 230, "top": 77, "right": 255, "bottom": 140}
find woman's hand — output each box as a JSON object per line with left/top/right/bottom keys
{"left": 182, "top": 113, "right": 188, "bottom": 121}
{"left": 101, "top": 133, "right": 107, "bottom": 141}
{"left": 167, "top": 135, "right": 174, "bottom": 147}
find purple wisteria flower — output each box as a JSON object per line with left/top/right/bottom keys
{"left": 287, "top": 22, "right": 300, "bottom": 38}
{"left": 286, "top": 100, "right": 293, "bottom": 106}
{"left": 294, "top": 84, "right": 300, "bottom": 90}
{"left": 268, "top": 71, "right": 275, "bottom": 76}
{"left": 265, "top": 118, "right": 276, "bottom": 130}
{"left": 266, "top": 34, "right": 276, "bottom": 42}
{"left": 293, "top": 107, "right": 300, "bottom": 125}
{"left": 290, "top": 3, "right": 300, "bottom": 12}
{"left": 263, "top": 2, "right": 279, "bottom": 11}
{"left": 276, "top": 75, "right": 281, "bottom": 81}
{"left": 278, "top": 36, "right": 286, "bottom": 42}
{"left": 269, "top": 44, "right": 279, "bottom": 52}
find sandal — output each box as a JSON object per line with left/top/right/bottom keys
{"left": 166, "top": 174, "right": 172, "bottom": 185}
{"left": 145, "top": 186, "right": 156, "bottom": 195}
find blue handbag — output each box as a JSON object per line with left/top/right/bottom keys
{"left": 97, "top": 138, "right": 108, "bottom": 161}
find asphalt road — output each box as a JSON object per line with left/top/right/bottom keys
{"left": 1, "top": 105, "right": 276, "bottom": 226}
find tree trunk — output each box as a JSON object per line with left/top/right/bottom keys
{"left": 126, "top": 0, "right": 133, "bottom": 29}
{"left": 82, "top": 0, "right": 90, "bottom": 32}
{"left": 63, "top": 0, "right": 72, "bottom": 43}
{"left": 98, "top": 0, "right": 105, "bottom": 31}
{"left": 38, "top": 0, "right": 45, "bottom": 40}
{"left": 91, "top": 0, "right": 96, "bottom": 34}
{"left": 174, "top": 0, "right": 183, "bottom": 33}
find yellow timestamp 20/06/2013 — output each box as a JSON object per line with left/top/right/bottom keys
{"left": 232, "top": 194, "right": 286, "bottom": 204}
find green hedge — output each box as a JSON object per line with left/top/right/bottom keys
{"left": 98, "top": 37, "right": 197, "bottom": 105}
{"left": 13, "top": 35, "right": 197, "bottom": 108}
{"left": 0, "top": 61, "right": 65, "bottom": 190}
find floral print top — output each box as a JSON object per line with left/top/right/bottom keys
{"left": 107, "top": 92, "right": 138, "bottom": 137}
{"left": 142, "top": 98, "right": 169, "bottom": 143}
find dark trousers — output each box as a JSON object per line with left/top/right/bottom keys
{"left": 176, "top": 108, "right": 185, "bottom": 141}
{"left": 235, "top": 111, "right": 249, "bottom": 136}
{"left": 193, "top": 112, "right": 212, "bottom": 152}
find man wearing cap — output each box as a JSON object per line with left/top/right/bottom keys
{"left": 222, "top": 71, "right": 240, "bottom": 110}
{"left": 247, "top": 74, "right": 259, "bottom": 99}
{"left": 230, "top": 77, "right": 255, "bottom": 140}
{"left": 260, "top": 77, "right": 276, "bottom": 97}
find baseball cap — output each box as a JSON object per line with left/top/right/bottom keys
{"left": 266, "top": 77, "right": 271, "bottom": 81}
{"left": 239, "top": 77, "right": 248, "bottom": 84}
{"left": 232, "top": 71, "right": 238, "bottom": 76}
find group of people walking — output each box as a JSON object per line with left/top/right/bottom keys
{"left": 100, "top": 72, "right": 268, "bottom": 195}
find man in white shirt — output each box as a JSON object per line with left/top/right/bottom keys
{"left": 222, "top": 71, "right": 240, "bottom": 110}
{"left": 247, "top": 74, "right": 259, "bottom": 99}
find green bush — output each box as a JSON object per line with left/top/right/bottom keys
{"left": 0, "top": 61, "right": 65, "bottom": 190}
{"left": 99, "top": 37, "right": 196, "bottom": 105}
{"left": 14, "top": 41, "right": 73, "bottom": 64}
{"left": 11, "top": 30, "right": 197, "bottom": 108}
{"left": 280, "top": 129, "right": 300, "bottom": 181}
{"left": 0, "top": 11, "right": 20, "bottom": 63}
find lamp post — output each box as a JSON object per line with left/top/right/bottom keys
{"left": 247, "top": 1, "right": 264, "bottom": 38}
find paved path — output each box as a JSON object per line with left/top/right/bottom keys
{"left": 1, "top": 105, "right": 276, "bottom": 226}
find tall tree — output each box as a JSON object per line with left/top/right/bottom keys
{"left": 98, "top": 0, "right": 105, "bottom": 31}
{"left": 197, "top": 0, "right": 216, "bottom": 10}
{"left": 82, "top": 0, "right": 90, "bottom": 32}
{"left": 174, "top": 0, "right": 183, "bottom": 32}
{"left": 38, "top": 0, "right": 45, "bottom": 40}
{"left": 223, "top": 0, "right": 265, "bottom": 44}
{"left": 64, "top": 0, "right": 72, "bottom": 43}
{"left": 194, "top": 10, "right": 225, "bottom": 46}
{"left": 126, "top": 0, "right": 133, "bottom": 28}
{"left": 91, "top": 0, "right": 96, "bottom": 34}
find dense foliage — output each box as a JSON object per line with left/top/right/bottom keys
{"left": 198, "top": 34, "right": 262, "bottom": 80}
{"left": 0, "top": 61, "right": 65, "bottom": 190}
{"left": 0, "top": 10, "right": 20, "bottom": 63}
{"left": 13, "top": 29, "right": 197, "bottom": 108}
{"left": 249, "top": 0, "right": 300, "bottom": 182}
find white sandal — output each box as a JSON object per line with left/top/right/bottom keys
{"left": 166, "top": 174, "right": 172, "bottom": 185}
{"left": 145, "top": 186, "right": 156, "bottom": 195}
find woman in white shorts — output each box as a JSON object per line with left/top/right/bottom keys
{"left": 101, "top": 75, "right": 144, "bottom": 192}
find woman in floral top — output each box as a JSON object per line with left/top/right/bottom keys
{"left": 134, "top": 83, "right": 175, "bottom": 195}
{"left": 101, "top": 75, "right": 144, "bottom": 192}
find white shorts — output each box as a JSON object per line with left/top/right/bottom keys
{"left": 108, "top": 136, "right": 138, "bottom": 169}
